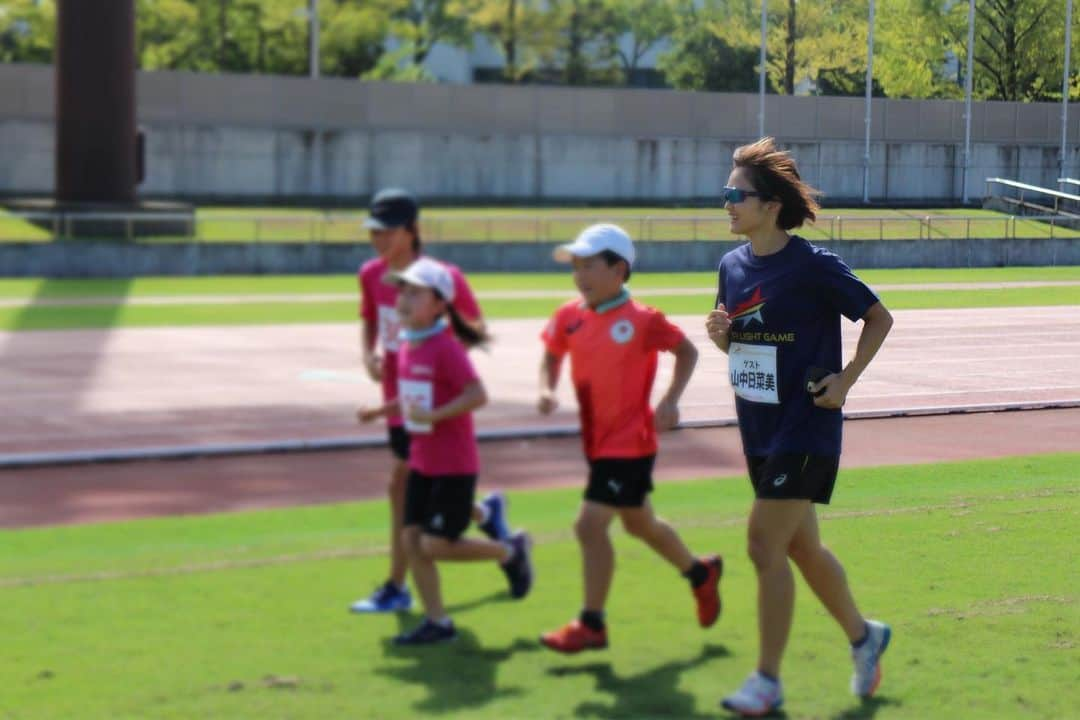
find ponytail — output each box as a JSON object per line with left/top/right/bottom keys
{"left": 406, "top": 221, "right": 422, "bottom": 253}
{"left": 445, "top": 303, "right": 491, "bottom": 349}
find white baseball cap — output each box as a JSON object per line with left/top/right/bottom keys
{"left": 553, "top": 223, "right": 636, "bottom": 267}
{"left": 384, "top": 257, "right": 456, "bottom": 302}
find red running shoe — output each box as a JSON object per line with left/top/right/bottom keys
{"left": 540, "top": 620, "right": 608, "bottom": 654}
{"left": 693, "top": 555, "right": 723, "bottom": 628}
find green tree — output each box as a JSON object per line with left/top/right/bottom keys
{"left": 664, "top": 0, "right": 870, "bottom": 97}
{"left": 658, "top": 0, "right": 763, "bottom": 92}
{"left": 962, "top": 0, "right": 1069, "bottom": 101}
{"left": 455, "top": 0, "right": 557, "bottom": 82}
{"left": 137, "top": 0, "right": 203, "bottom": 70}
{"left": 604, "top": 0, "right": 677, "bottom": 85}
{"left": 364, "top": 0, "right": 470, "bottom": 79}
{"left": 0, "top": 0, "right": 55, "bottom": 64}
{"left": 874, "top": 0, "right": 958, "bottom": 99}
{"left": 320, "top": 0, "right": 391, "bottom": 78}
{"left": 533, "top": 0, "right": 619, "bottom": 86}
{"left": 763, "top": 0, "right": 868, "bottom": 96}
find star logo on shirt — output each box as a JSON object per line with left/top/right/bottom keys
{"left": 730, "top": 287, "right": 767, "bottom": 327}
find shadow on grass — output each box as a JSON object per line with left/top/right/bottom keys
{"left": 446, "top": 589, "right": 517, "bottom": 614}
{"left": 0, "top": 279, "right": 132, "bottom": 442}
{"left": 2, "top": 278, "right": 134, "bottom": 331}
{"left": 547, "top": 643, "right": 731, "bottom": 719}
{"left": 377, "top": 612, "right": 540, "bottom": 715}
{"left": 832, "top": 695, "right": 901, "bottom": 720}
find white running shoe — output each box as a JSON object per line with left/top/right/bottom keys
{"left": 721, "top": 672, "right": 783, "bottom": 717}
{"left": 851, "top": 619, "right": 892, "bottom": 697}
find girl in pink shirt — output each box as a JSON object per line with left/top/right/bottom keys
{"left": 352, "top": 189, "right": 513, "bottom": 615}
{"left": 360, "top": 257, "right": 534, "bottom": 645}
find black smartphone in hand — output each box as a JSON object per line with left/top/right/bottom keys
{"left": 805, "top": 366, "right": 831, "bottom": 397}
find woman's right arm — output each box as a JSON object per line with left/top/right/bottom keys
{"left": 706, "top": 274, "right": 732, "bottom": 354}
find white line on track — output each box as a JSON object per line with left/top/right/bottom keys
{"left": 2, "top": 279, "right": 1078, "bottom": 309}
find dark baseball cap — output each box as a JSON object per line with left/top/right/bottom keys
{"left": 363, "top": 188, "right": 419, "bottom": 230}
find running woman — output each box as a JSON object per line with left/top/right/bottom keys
{"left": 361, "top": 258, "right": 533, "bottom": 644}
{"left": 537, "top": 224, "right": 723, "bottom": 654}
{"left": 706, "top": 138, "right": 894, "bottom": 716}
{"left": 352, "top": 188, "right": 512, "bottom": 614}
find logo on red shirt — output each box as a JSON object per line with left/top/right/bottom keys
{"left": 610, "top": 320, "right": 635, "bottom": 344}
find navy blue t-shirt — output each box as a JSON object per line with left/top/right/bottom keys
{"left": 717, "top": 236, "right": 879, "bottom": 457}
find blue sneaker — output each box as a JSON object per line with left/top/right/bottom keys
{"left": 350, "top": 581, "right": 411, "bottom": 613}
{"left": 478, "top": 491, "right": 511, "bottom": 541}
{"left": 500, "top": 531, "right": 533, "bottom": 599}
{"left": 394, "top": 618, "right": 457, "bottom": 646}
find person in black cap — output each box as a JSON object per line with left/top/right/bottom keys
{"left": 351, "top": 189, "right": 513, "bottom": 614}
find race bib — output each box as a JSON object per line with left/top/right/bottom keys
{"left": 728, "top": 342, "right": 779, "bottom": 405}
{"left": 378, "top": 305, "right": 401, "bottom": 352}
{"left": 399, "top": 379, "right": 433, "bottom": 433}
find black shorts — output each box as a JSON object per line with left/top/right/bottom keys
{"left": 746, "top": 454, "right": 840, "bottom": 505}
{"left": 403, "top": 470, "right": 476, "bottom": 540}
{"left": 388, "top": 426, "right": 411, "bottom": 461}
{"left": 585, "top": 456, "right": 656, "bottom": 508}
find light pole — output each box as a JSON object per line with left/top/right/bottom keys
{"left": 962, "top": 0, "right": 975, "bottom": 203}
{"left": 1062, "top": 0, "right": 1073, "bottom": 182}
{"left": 309, "top": 0, "right": 319, "bottom": 78}
{"left": 862, "top": 0, "right": 876, "bottom": 204}
{"left": 759, "top": 0, "right": 767, "bottom": 138}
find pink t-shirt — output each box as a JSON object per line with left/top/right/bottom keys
{"left": 397, "top": 328, "right": 481, "bottom": 476}
{"left": 358, "top": 255, "right": 482, "bottom": 427}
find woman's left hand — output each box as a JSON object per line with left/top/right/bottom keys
{"left": 810, "top": 373, "right": 850, "bottom": 409}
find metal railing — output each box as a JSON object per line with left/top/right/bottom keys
{"left": 1, "top": 209, "right": 1079, "bottom": 243}
{"left": 986, "top": 177, "right": 1080, "bottom": 217}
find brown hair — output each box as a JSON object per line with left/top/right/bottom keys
{"left": 443, "top": 300, "right": 491, "bottom": 349}
{"left": 405, "top": 221, "right": 422, "bottom": 253}
{"left": 732, "top": 137, "right": 820, "bottom": 230}
{"left": 599, "top": 249, "right": 632, "bottom": 282}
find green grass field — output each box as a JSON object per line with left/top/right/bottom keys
{"left": 3, "top": 454, "right": 1077, "bottom": 719}
{"left": 3, "top": 206, "right": 1078, "bottom": 243}
{"left": 1, "top": 267, "right": 1079, "bottom": 331}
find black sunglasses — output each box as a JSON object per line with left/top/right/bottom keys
{"left": 721, "top": 186, "right": 768, "bottom": 204}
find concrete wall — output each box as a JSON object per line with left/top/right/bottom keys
{"left": 2, "top": 237, "right": 1078, "bottom": 278}
{"left": 1, "top": 64, "right": 1078, "bottom": 203}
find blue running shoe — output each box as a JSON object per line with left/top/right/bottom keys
{"left": 350, "top": 581, "right": 411, "bottom": 613}
{"left": 478, "top": 491, "right": 511, "bottom": 541}
{"left": 500, "top": 531, "right": 533, "bottom": 599}
{"left": 394, "top": 618, "right": 457, "bottom": 646}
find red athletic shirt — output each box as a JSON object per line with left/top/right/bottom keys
{"left": 542, "top": 292, "right": 685, "bottom": 460}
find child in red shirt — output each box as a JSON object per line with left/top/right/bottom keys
{"left": 361, "top": 258, "right": 533, "bottom": 645}
{"left": 538, "top": 224, "right": 723, "bottom": 653}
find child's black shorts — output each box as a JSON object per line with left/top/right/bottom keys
{"left": 388, "top": 426, "right": 410, "bottom": 461}
{"left": 585, "top": 455, "right": 656, "bottom": 508}
{"left": 404, "top": 470, "right": 476, "bottom": 540}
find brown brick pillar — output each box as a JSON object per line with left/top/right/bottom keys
{"left": 55, "top": 0, "right": 137, "bottom": 204}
